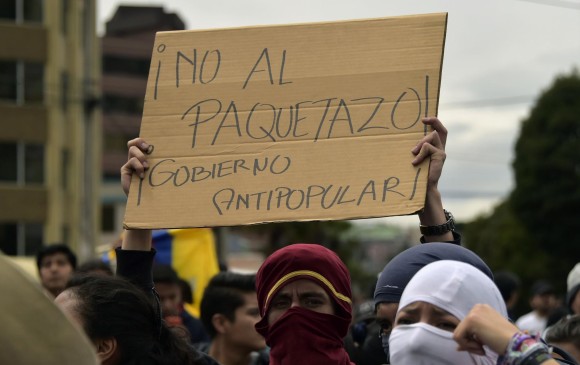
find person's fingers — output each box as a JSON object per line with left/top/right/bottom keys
{"left": 456, "top": 341, "right": 486, "bottom": 356}
{"left": 123, "top": 157, "right": 146, "bottom": 178}
{"left": 453, "top": 317, "right": 486, "bottom": 356}
{"left": 127, "top": 138, "right": 153, "bottom": 157}
{"left": 128, "top": 145, "right": 149, "bottom": 169}
{"left": 422, "top": 117, "right": 448, "bottom": 147}
{"left": 412, "top": 130, "right": 443, "bottom": 155}
{"left": 412, "top": 142, "right": 445, "bottom": 166}
{"left": 120, "top": 156, "right": 147, "bottom": 196}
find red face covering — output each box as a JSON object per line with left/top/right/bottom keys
{"left": 255, "top": 244, "right": 354, "bottom": 365}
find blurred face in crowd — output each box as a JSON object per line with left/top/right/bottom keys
{"left": 40, "top": 253, "right": 74, "bottom": 297}
{"left": 376, "top": 302, "right": 399, "bottom": 339}
{"left": 268, "top": 279, "right": 334, "bottom": 324}
{"left": 531, "top": 293, "right": 557, "bottom": 315}
{"left": 226, "top": 292, "right": 266, "bottom": 351}
{"left": 156, "top": 282, "right": 182, "bottom": 316}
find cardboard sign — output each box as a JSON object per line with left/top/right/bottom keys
{"left": 124, "top": 13, "right": 447, "bottom": 229}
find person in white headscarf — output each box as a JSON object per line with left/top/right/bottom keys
{"left": 389, "top": 260, "right": 507, "bottom": 365}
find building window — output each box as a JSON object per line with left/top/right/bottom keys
{"left": 24, "top": 62, "right": 44, "bottom": 103}
{"left": 103, "top": 56, "right": 150, "bottom": 77}
{"left": 0, "top": 222, "right": 43, "bottom": 256}
{"left": 0, "top": 1, "right": 17, "bottom": 20}
{"left": 101, "top": 204, "right": 116, "bottom": 232}
{"left": 61, "top": 149, "right": 69, "bottom": 189}
{"left": 0, "top": 62, "right": 17, "bottom": 100}
{"left": 0, "top": 142, "right": 44, "bottom": 185}
{"left": 0, "top": 143, "right": 18, "bottom": 182}
{"left": 103, "top": 95, "right": 144, "bottom": 114}
{"left": 0, "top": 0, "right": 43, "bottom": 23}
{"left": 0, "top": 61, "right": 44, "bottom": 104}
{"left": 24, "top": 144, "right": 44, "bottom": 183}
{"left": 104, "top": 133, "right": 131, "bottom": 152}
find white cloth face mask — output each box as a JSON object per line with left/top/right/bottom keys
{"left": 389, "top": 322, "right": 491, "bottom": 365}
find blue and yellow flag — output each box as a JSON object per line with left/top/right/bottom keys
{"left": 153, "top": 228, "right": 219, "bottom": 317}
{"left": 103, "top": 228, "right": 219, "bottom": 317}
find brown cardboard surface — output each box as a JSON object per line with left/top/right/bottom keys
{"left": 124, "top": 13, "right": 447, "bottom": 229}
{"left": 0, "top": 254, "right": 99, "bottom": 365}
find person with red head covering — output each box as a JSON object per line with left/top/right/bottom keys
{"left": 119, "top": 116, "right": 452, "bottom": 364}
{"left": 254, "top": 243, "right": 354, "bottom": 365}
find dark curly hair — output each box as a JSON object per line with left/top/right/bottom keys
{"left": 65, "top": 275, "right": 205, "bottom": 365}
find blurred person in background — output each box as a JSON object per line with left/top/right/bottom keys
{"left": 516, "top": 280, "right": 558, "bottom": 335}
{"left": 198, "top": 272, "right": 268, "bottom": 365}
{"left": 77, "top": 259, "right": 114, "bottom": 276}
{"left": 494, "top": 271, "right": 521, "bottom": 320}
{"left": 344, "top": 299, "right": 386, "bottom": 365}
{"left": 36, "top": 243, "right": 77, "bottom": 298}
{"left": 153, "top": 264, "right": 209, "bottom": 344}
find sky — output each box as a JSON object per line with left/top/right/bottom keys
{"left": 97, "top": 0, "right": 580, "bottom": 225}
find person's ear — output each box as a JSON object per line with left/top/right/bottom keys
{"left": 94, "top": 337, "right": 118, "bottom": 363}
{"left": 212, "top": 313, "right": 231, "bottom": 335}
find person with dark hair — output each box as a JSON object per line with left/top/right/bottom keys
{"left": 54, "top": 240, "right": 218, "bottom": 365}
{"left": 197, "top": 272, "right": 268, "bottom": 365}
{"left": 77, "top": 259, "right": 114, "bottom": 276}
{"left": 494, "top": 270, "right": 521, "bottom": 320}
{"left": 344, "top": 300, "right": 386, "bottom": 365}
{"left": 36, "top": 243, "right": 77, "bottom": 298}
{"left": 179, "top": 278, "right": 195, "bottom": 305}
{"left": 57, "top": 275, "right": 208, "bottom": 365}
{"left": 516, "top": 280, "right": 558, "bottom": 335}
{"left": 545, "top": 315, "right": 580, "bottom": 363}
{"left": 153, "top": 264, "right": 209, "bottom": 344}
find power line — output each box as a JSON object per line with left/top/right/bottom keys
{"left": 516, "top": 0, "right": 580, "bottom": 10}
{"left": 440, "top": 190, "right": 508, "bottom": 199}
{"left": 441, "top": 95, "right": 535, "bottom": 109}
{"left": 447, "top": 157, "right": 511, "bottom": 166}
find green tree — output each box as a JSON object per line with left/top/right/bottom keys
{"left": 464, "top": 70, "right": 580, "bottom": 294}
{"left": 511, "top": 71, "right": 580, "bottom": 279}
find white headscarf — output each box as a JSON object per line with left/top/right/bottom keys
{"left": 389, "top": 260, "right": 508, "bottom": 365}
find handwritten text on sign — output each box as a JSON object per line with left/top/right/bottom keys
{"left": 124, "top": 14, "right": 448, "bottom": 229}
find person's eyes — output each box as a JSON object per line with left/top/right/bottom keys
{"left": 395, "top": 315, "right": 415, "bottom": 326}
{"left": 303, "top": 297, "right": 324, "bottom": 308}
{"left": 437, "top": 321, "right": 457, "bottom": 331}
{"left": 271, "top": 299, "right": 290, "bottom": 310}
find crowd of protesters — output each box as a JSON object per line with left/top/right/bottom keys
{"left": 12, "top": 117, "right": 579, "bottom": 365}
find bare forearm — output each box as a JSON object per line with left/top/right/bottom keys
{"left": 122, "top": 229, "right": 152, "bottom": 251}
